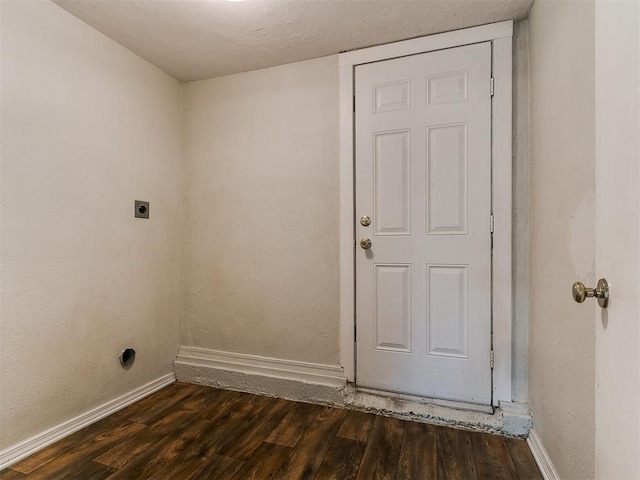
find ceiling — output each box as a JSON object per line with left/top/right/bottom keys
{"left": 53, "top": 0, "right": 534, "bottom": 82}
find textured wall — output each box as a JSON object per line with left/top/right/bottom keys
{"left": 528, "top": 0, "right": 596, "bottom": 478}
{"left": 0, "top": 0, "right": 182, "bottom": 449}
{"left": 182, "top": 56, "right": 340, "bottom": 365}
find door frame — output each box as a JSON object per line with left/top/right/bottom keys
{"left": 338, "top": 21, "right": 514, "bottom": 407}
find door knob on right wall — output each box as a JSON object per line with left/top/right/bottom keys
{"left": 572, "top": 278, "right": 609, "bottom": 308}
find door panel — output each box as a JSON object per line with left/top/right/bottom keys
{"left": 427, "top": 264, "right": 468, "bottom": 358}
{"left": 427, "top": 123, "right": 468, "bottom": 234}
{"left": 373, "top": 130, "right": 411, "bottom": 235}
{"left": 355, "top": 42, "right": 492, "bottom": 404}
{"left": 595, "top": 1, "right": 640, "bottom": 476}
{"left": 374, "top": 264, "right": 411, "bottom": 352}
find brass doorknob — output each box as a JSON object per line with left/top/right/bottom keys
{"left": 572, "top": 278, "right": 609, "bottom": 308}
{"left": 360, "top": 238, "right": 372, "bottom": 250}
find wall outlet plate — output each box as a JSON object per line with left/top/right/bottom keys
{"left": 135, "top": 200, "right": 149, "bottom": 219}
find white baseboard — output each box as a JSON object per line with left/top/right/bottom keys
{"left": 174, "top": 346, "right": 531, "bottom": 438}
{"left": 174, "top": 346, "right": 347, "bottom": 406}
{"left": 527, "top": 428, "right": 561, "bottom": 480}
{"left": 0, "top": 372, "right": 175, "bottom": 471}
{"left": 175, "top": 346, "right": 346, "bottom": 386}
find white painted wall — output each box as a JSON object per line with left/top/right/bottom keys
{"left": 528, "top": 0, "right": 596, "bottom": 478}
{"left": 0, "top": 0, "right": 182, "bottom": 450}
{"left": 182, "top": 56, "right": 340, "bottom": 366}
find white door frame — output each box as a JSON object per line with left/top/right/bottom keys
{"left": 338, "top": 21, "right": 514, "bottom": 406}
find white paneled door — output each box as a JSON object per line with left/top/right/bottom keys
{"left": 355, "top": 42, "right": 493, "bottom": 404}
{"left": 594, "top": 1, "right": 640, "bottom": 476}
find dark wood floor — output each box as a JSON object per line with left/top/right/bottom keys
{"left": 1, "top": 382, "right": 542, "bottom": 480}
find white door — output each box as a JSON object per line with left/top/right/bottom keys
{"left": 595, "top": 1, "right": 640, "bottom": 476}
{"left": 355, "top": 42, "right": 493, "bottom": 404}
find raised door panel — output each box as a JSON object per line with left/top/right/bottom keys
{"left": 374, "top": 130, "right": 411, "bottom": 235}
{"left": 374, "top": 80, "right": 411, "bottom": 113}
{"left": 427, "top": 265, "right": 469, "bottom": 358}
{"left": 426, "top": 70, "right": 469, "bottom": 105}
{"left": 426, "top": 123, "right": 468, "bottom": 235}
{"left": 374, "top": 264, "right": 412, "bottom": 353}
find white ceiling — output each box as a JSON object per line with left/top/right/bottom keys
{"left": 53, "top": 0, "right": 533, "bottom": 82}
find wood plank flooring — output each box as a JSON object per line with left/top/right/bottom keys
{"left": 1, "top": 382, "right": 542, "bottom": 480}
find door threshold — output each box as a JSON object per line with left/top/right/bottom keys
{"left": 343, "top": 384, "right": 530, "bottom": 437}
{"left": 354, "top": 386, "right": 494, "bottom": 414}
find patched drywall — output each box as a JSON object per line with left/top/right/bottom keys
{"left": 528, "top": 0, "right": 596, "bottom": 478}
{"left": 0, "top": 0, "right": 182, "bottom": 450}
{"left": 182, "top": 56, "right": 340, "bottom": 366}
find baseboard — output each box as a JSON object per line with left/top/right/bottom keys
{"left": 174, "top": 346, "right": 531, "bottom": 438}
{"left": 0, "top": 372, "right": 175, "bottom": 471}
{"left": 527, "top": 428, "right": 561, "bottom": 480}
{"left": 175, "top": 346, "right": 346, "bottom": 386}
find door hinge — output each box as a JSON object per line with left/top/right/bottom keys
{"left": 353, "top": 96, "right": 356, "bottom": 113}
{"left": 490, "top": 77, "right": 495, "bottom": 97}
{"left": 490, "top": 350, "right": 495, "bottom": 369}
{"left": 354, "top": 324, "right": 357, "bottom": 338}
{"left": 490, "top": 214, "right": 494, "bottom": 233}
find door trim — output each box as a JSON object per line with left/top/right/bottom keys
{"left": 338, "top": 21, "right": 513, "bottom": 406}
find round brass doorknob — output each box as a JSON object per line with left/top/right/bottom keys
{"left": 572, "top": 282, "right": 589, "bottom": 303}
{"left": 572, "top": 278, "right": 609, "bottom": 308}
{"left": 360, "top": 238, "right": 372, "bottom": 250}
